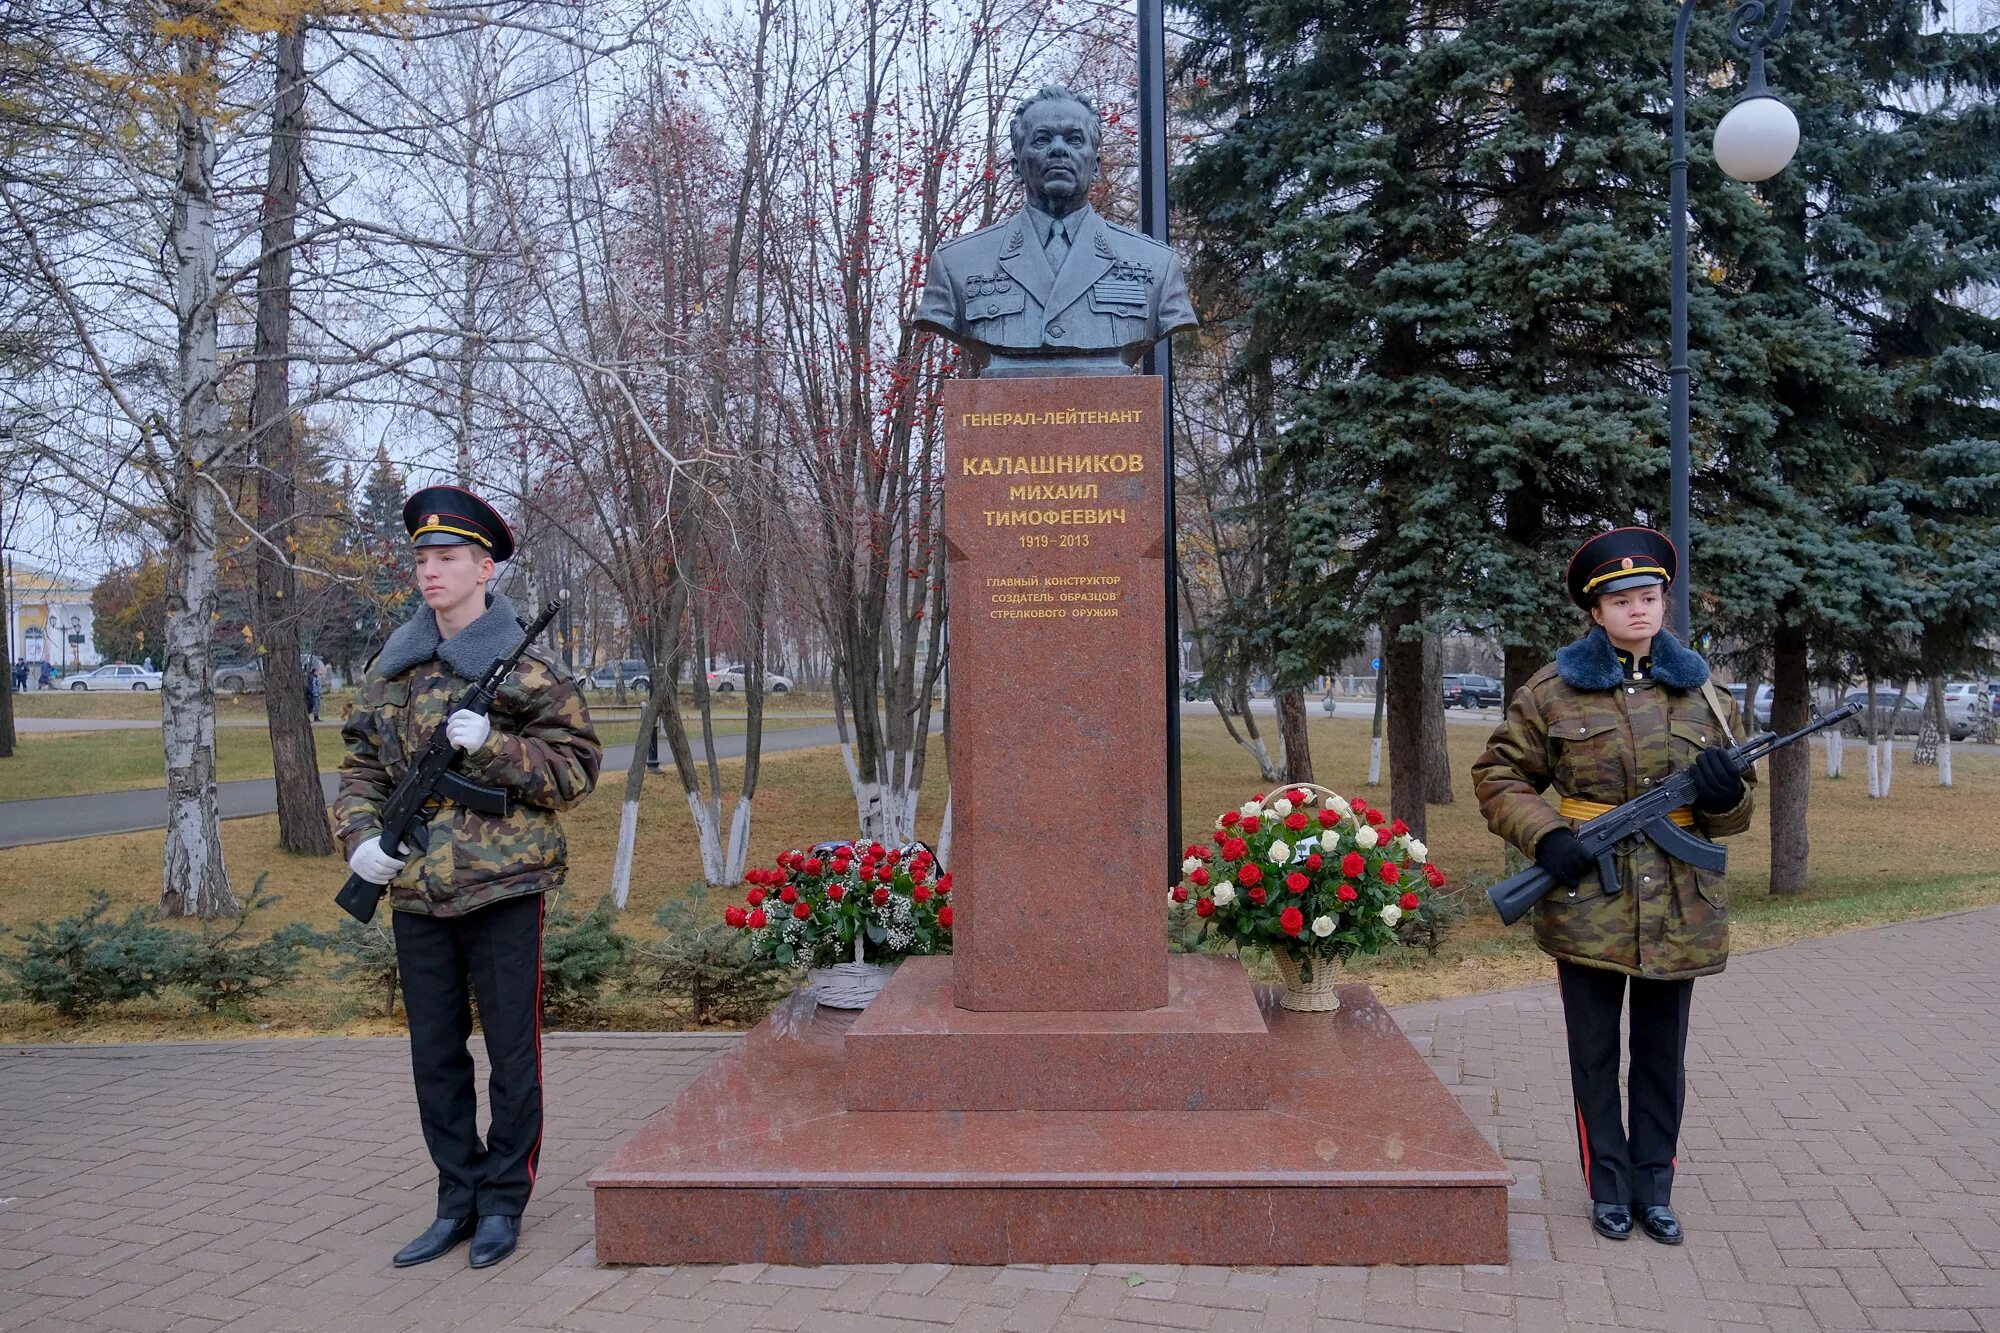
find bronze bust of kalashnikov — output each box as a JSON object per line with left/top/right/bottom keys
{"left": 914, "top": 86, "right": 1198, "bottom": 378}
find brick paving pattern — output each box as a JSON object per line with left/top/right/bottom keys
{"left": 3, "top": 908, "right": 1997, "bottom": 1332}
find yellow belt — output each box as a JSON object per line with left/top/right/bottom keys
{"left": 1559, "top": 796, "right": 1695, "bottom": 828}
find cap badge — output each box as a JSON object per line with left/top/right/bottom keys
{"left": 1621, "top": 557, "right": 1634, "bottom": 569}
{"left": 427, "top": 514, "right": 440, "bottom": 526}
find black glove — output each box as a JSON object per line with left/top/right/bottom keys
{"left": 1534, "top": 827, "right": 1594, "bottom": 889}
{"left": 1690, "top": 746, "right": 1745, "bottom": 813}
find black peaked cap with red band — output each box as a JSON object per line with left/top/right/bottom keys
{"left": 403, "top": 485, "right": 515, "bottom": 564}
{"left": 1565, "top": 526, "right": 1677, "bottom": 608}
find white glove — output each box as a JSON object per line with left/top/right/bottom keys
{"left": 446, "top": 709, "right": 492, "bottom": 753}
{"left": 348, "top": 836, "right": 407, "bottom": 885}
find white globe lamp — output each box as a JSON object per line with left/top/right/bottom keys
{"left": 1713, "top": 94, "right": 1801, "bottom": 182}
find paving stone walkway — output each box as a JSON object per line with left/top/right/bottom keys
{"left": 3, "top": 909, "right": 1997, "bottom": 1333}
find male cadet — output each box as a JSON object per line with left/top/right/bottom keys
{"left": 335, "top": 485, "right": 601, "bottom": 1270}
{"left": 914, "top": 85, "right": 1197, "bottom": 377}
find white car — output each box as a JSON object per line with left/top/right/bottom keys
{"left": 66, "top": 663, "right": 164, "bottom": 691}
{"left": 707, "top": 667, "right": 792, "bottom": 694}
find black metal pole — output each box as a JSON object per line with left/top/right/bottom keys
{"left": 1138, "top": 0, "right": 1179, "bottom": 879}
{"left": 1668, "top": 0, "right": 1697, "bottom": 642}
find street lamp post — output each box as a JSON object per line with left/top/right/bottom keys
{"left": 1138, "top": 0, "right": 1180, "bottom": 883}
{"left": 1667, "top": 0, "right": 1800, "bottom": 639}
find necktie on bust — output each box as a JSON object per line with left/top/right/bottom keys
{"left": 1046, "top": 216, "right": 1070, "bottom": 272}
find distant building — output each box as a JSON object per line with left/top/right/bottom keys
{"left": 5, "top": 564, "right": 100, "bottom": 670}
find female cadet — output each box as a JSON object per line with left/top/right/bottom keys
{"left": 1472, "top": 527, "right": 1754, "bottom": 1245}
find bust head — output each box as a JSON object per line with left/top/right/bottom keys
{"left": 1008, "top": 86, "right": 1101, "bottom": 219}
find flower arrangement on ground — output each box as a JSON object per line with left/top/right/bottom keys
{"left": 724, "top": 840, "right": 953, "bottom": 970}
{"left": 1174, "top": 784, "right": 1445, "bottom": 1010}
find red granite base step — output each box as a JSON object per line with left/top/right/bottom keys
{"left": 590, "top": 982, "right": 1512, "bottom": 1266}
{"left": 843, "top": 955, "right": 1272, "bottom": 1111}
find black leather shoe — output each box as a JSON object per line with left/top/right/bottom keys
{"left": 1639, "top": 1204, "right": 1684, "bottom": 1245}
{"left": 392, "top": 1215, "right": 475, "bottom": 1267}
{"left": 468, "top": 1213, "right": 520, "bottom": 1268}
{"left": 1590, "top": 1202, "right": 1634, "bottom": 1240}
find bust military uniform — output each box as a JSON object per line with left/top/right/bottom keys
{"left": 914, "top": 204, "right": 1197, "bottom": 376}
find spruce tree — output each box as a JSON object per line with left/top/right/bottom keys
{"left": 1696, "top": 0, "right": 1998, "bottom": 875}
{"left": 355, "top": 446, "right": 416, "bottom": 654}
{"left": 1176, "top": 0, "right": 1706, "bottom": 830}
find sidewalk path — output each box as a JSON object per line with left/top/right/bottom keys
{"left": 3, "top": 908, "right": 1995, "bottom": 1331}
{"left": 10, "top": 710, "right": 839, "bottom": 734}
{"left": 0, "top": 720, "right": 913, "bottom": 849}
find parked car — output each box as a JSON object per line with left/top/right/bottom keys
{"left": 585, "top": 659, "right": 652, "bottom": 694}
{"left": 66, "top": 662, "right": 164, "bottom": 692}
{"left": 1725, "top": 683, "right": 1775, "bottom": 730}
{"left": 1442, "top": 673, "right": 1503, "bottom": 709}
{"left": 708, "top": 667, "right": 793, "bottom": 694}
{"left": 1940, "top": 682, "right": 1985, "bottom": 734}
{"left": 1836, "top": 689, "right": 1964, "bottom": 739}
{"left": 214, "top": 653, "right": 328, "bottom": 694}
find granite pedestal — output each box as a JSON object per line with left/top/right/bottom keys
{"left": 593, "top": 983, "right": 1511, "bottom": 1265}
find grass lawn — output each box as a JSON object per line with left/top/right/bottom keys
{"left": 0, "top": 715, "right": 1993, "bottom": 1042}
{"left": 0, "top": 718, "right": 825, "bottom": 801}
{"left": 11, "top": 690, "right": 310, "bottom": 721}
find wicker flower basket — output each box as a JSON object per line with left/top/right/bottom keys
{"left": 1270, "top": 947, "right": 1342, "bottom": 1013}
{"left": 807, "top": 960, "right": 901, "bottom": 1009}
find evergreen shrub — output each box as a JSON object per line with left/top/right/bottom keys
{"left": 0, "top": 891, "right": 189, "bottom": 1018}
{"left": 540, "top": 895, "right": 629, "bottom": 1021}
{"left": 639, "top": 890, "right": 789, "bottom": 1026}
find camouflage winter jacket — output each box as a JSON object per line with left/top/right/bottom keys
{"left": 334, "top": 594, "right": 601, "bottom": 918}
{"left": 1471, "top": 628, "right": 1755, "bottom": 980}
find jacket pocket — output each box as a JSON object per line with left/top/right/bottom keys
{"left": 376, "top": 678, "right": 413, "bottom": 769}
{"left": 1549, "top": 714, "right": 1622, "bottom": 799}
{"left": 966, "top": 283, "right": 1027, "bottom": 330}
{"left": 1669, "top": 717, "right": 1722, "bottom": 761}
{"left": 1549, "top": 715, "right": 1620, "bottom": 746}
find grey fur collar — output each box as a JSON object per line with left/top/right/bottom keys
{"left": 1555, "top": 626, "right": 1709, "bottom": 691}
{"left": 377, "top": 593, "right": 523, "bottom": 681}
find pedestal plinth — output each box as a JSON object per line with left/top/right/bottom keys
{"left": 591, "top": 984, "right": 1511, "bottom": 1266}
{"left": 843, "top": 955, "right": 1270, "bottom": 1112}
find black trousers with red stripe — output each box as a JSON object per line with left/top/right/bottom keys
{"left": 1556, "top": 960, "right": 1695, "bottom": 1207}
{"left": 393, "top": 893, "right": 544, "bottom": 1220}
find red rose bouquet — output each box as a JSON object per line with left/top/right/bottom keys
{"left": 725, "top": 840, "right": 953, "bottom": 968}
{"left": 1175, "top": 785, "right": 1444, "bottom": 992}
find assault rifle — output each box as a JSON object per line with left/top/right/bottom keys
{"left": 335, "top": 599, "right": 563, "bottom": 924}
{"left": 1487, "top": 701, "right": 1861, "bottom": 927}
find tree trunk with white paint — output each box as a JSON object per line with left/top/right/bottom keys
{"left": 609, "top": 688, "right": 663, "bottom": 909}
{"left": 1827, "top": 727, "right": 1843, "bottom": 778}
{"left": 159, "top": 40, "right": 238, "bottom": 919}
{"left": 1368, "top": 675, "right": 1386, "bottom": 786}
{"left": 1930, "top": 682, "right": 1952, "bottom": 787}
